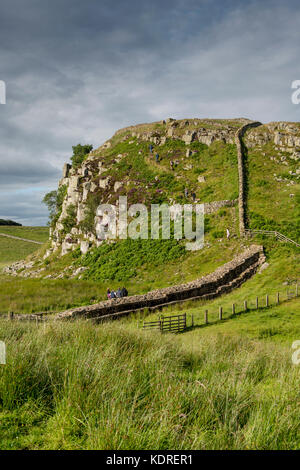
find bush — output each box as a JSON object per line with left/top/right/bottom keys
{"left": 61, "top": 204, "right": 77, "bottom": 234}
{"left": 71, "top": 144, "right": 93, "bottom": 168}
{"left": 212, "top": 230, "right": 224, "bottom": 239}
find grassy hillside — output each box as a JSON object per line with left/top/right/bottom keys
{"left": 0, "top": 226, "right": 49, "bottom": 243}
{"left": 0, "top": 120, "right": 299, "bottom": 451}
{"left": 0, "top": 227, "right": 49, "bottom": 268}
{"left": 135, "top": 241, "right": 299, "bottom": 343}
{"left": 1, "top": 119, "right": 299, "bottom": 315}
{"left": 245, "top": 135, "right": 299, "bottom": 241}
{"left": 0, "top": 238, "right": 246, "bottom": 314}
{"left": 0, "top": 320, "right": 299, "bottom": 450}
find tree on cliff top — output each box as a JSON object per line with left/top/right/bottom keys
{"left": 71, "top": 144, "right": 93, "bottom": 168}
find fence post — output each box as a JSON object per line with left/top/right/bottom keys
{"left": 219, "top": 306, "right": 223, "bottom": 320}
{"left": 256, "top": 297, "right": 258, "bottom": 309}
{"left": 244, "top": 300, "right": 247, "bottom": 311}
{"left": 266, "top": 295, "right": 269, "bottom": 307}
{"left": 232, "top": 303, "right": 235, "bottom": 315}
{"left": 276, "top": 292, "right": 280, "bottom": 305}
{"left": 204, "top": 310, "right": 208, "bottom": 324}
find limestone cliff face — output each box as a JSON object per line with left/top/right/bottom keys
{"left": 47, "top": 118, "right": 300, "bottom": 258}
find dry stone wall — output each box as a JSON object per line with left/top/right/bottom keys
{"left": 55, "top": 244, "right": 265, "bottom": 321}
{"left": 235, "top": 121, "right": 262, "bottom": 235}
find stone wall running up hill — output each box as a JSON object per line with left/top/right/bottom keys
{"left": 55, "top": 244, "right": 265, "bottom": 321}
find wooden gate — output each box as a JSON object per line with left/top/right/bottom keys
{"left": 141, "top": 313, "right": 187, "bottom": 333}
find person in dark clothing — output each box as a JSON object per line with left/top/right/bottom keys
{"left": 170, "top": 160, "right": 174, "bottom": 170}
{"left": 107, "top": 288, "right": 111, "bottom": 299}
{"left": 155, "top": 153, "right": 159, "bottom": 163}
{"left": 184, "top": 188, "right": 189, "bottom": 198}
{"left": 149, "top": 144, "right": 153, "bottom": 154}
{"left": 192, "top": 192, "right": 196, "bottom": 202}
{"left": 121, "top": 287, "right": 128, "bottom": 297}
{"left": 110, "top": 290, "right": 116, "bottom": 299}
{"left": 116, "top": 288, "right": 122, "bottom": 298}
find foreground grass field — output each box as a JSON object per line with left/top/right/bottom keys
{"left": 0, "top": 320, "right": 299, "bottom": 450}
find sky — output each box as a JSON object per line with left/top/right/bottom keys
{"left": 1, "top": 0, "right": 300, "bottom": 226}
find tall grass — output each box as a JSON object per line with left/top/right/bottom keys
{"left": 0, "top": 320, "right": 298, "bottom": 449}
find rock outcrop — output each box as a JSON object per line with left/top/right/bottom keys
{"left": 48, "top": 117, "right": 300, "bottom": 258}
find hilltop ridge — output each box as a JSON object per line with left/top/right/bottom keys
{"left": 46, "top": 117, "right": 299, "bottom": 257}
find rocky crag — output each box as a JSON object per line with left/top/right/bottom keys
{"left": 47, "top": 118, "right": 299, "bottom": 259}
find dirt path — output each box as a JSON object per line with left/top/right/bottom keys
{"left": 0, "top": 232, "right": 43, "bottom": 245}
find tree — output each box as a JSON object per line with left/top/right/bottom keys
{"left": 42, "top": 185, "right": 67, "bottom": 227}
{"left": 42, "top": 190, "right": 57, "bottom": 219}
{"left": 71, "top": 144, "right": 93, "bottom": 168}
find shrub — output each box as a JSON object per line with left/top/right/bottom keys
{"left": 61, "top": 204, "right": 77, "bottom": 234}
{"left": 71, "top": 144, "right": 93, "bottom": 168}
{"left": 212, "top": 230, "right": 224, "bottom": 239}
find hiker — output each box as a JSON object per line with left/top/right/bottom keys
{"left": 107, "top": 288, "right": 111, "bottom": 299}
{"left": 110, "top": 290, "right": 116, "bottom": 299}
{"left": 121, "top": 286, "right": 128, "bottom": 297}
{"left": 192, "top": 192, "right": 196, "bottom": 202}
{"left": 116, "top": 287, "right": 122, "bottom": 298}
{"left": 155, "top": 153, "right": 159, "bottom": 163}
{"left": 149, "top": 144, "right": 153, "bottom": 154}
{"left": 184, "top": 188, "right": 189, "bottom": 198}
{"left": 170, "top": 160, "right": 174, "bottom": 170}
{"left": 226, "top": 228, "right": 230, "bottom": 239}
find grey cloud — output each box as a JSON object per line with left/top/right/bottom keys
{"left": 0, "top": 0, "right": 300, "bottom": 225}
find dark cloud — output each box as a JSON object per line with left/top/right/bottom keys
{"left": 0, "top": 0, "right": 300, "bottom": 225}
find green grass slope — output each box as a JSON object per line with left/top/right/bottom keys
{"left": 0, "top": 227, "right": 49, "bottom": 268}
{"left": 0, "top": 320, "right": 299, "bottom": 450}
{"left": 137, "top": 241, "right": 299, "bottom": 344}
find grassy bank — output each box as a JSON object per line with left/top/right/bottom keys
{"left": 0, "top": 320, "right": 299, "bottom": 450}
{"left": 0, "top": 227, "right": 49, "bottom": 268}
{"left": 0, "top": 226, "right": 49, "bottom": 243}
{"left": 137, "top": 242, "right": 299, "bottom": 345}
{"left": 0, "top": 238, "right": 245, "bottom": 314}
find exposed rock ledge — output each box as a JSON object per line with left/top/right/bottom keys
{"left": 55, "top": 244, "right": 265, "bottom": 321}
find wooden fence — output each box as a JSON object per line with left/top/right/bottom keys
{"left": 139, "top": 284, "right": 298, "bottom": 332}
{"left": 245, "top": 229, "right": 300, "bottom": 247}
{"left": 140, "top": 313, "right": 187, "bottom": 333}
{"left": 202, "top": 284, "right": 298, "bottom": 325}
